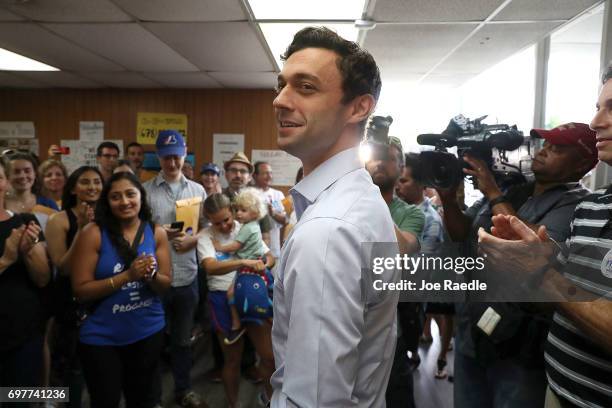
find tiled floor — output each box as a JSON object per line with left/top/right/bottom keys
{"left": 157, "top": 321, "right": 455, "bottom": 408}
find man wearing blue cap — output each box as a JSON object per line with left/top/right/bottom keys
{"left": 144, "top": 130, "right": 208, "bottom": 408}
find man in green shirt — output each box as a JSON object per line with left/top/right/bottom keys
{"left": 366, "top": 137, "right": 424, "bottom": 252}
{"left": 366, "top": 135, "right": 425, "bottom": 408}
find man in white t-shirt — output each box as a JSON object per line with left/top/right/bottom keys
{"left": 252, "top": 161, "right": 287, "bottom": 259}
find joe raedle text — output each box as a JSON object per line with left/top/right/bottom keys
{"left": 373, "top": 279, "right": 487, "bottom": 292}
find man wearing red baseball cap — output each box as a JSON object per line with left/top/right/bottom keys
{"left": 439, "top": 121, "right": 598, "bottom": 408}
{"left": 530, "top": 122, "right": 598, "bottom": 168}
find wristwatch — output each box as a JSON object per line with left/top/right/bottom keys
{"left": 488, "top": 195, "right": 509, "bottom": 207}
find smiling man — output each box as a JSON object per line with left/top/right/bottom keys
{"left": 270, "top": 27, "right": 399, "bottom": 407}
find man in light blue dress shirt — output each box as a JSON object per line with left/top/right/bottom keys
{"left": 270, "top": 27, "right": 400, "bottom": 407}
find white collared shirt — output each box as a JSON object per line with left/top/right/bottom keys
{"left": 271, "top": 147, "right": 400, "bottom": 408}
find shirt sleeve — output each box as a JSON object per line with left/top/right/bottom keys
{"left": 235, "top": 222, "right": 256, "bottom": 244}
{"left": 421, "top": 215, "right": 443, "bottom": 255}
{"left": 196, "top": 229, "right": 215, "bottom": 260}
{"left": 397, "top": 205, "right": 425, "bottom": 238}
{"left": 279, "top": 218, "right": 364, "bottom": 407}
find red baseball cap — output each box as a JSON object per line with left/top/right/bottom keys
{"left": 530, "top": 122, "right": 597, "bottom": 161}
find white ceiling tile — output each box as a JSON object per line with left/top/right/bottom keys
{"left": 0, "top": 71, "right": 46, "bottom": 88}
{"left": 0, "top": 8, "right": 25, "bottom": 21}
{"left": 143, "top": 72, "right": 222, "bottom": 88}
{"left": 364, "top": 24, "right": 478, "bottom": 76}
{"left": 551, "top": 6, "right": 604, "bottom": 44}
{"left": 144, "top": 22, "right": 274, "bottom": 71}
{"left": 12, "top": 71, "right": 103, "bottom": 88}
{"left": 494, "top": 0, "right": 600, "bottom": 21}
{"left": 5, "top": 0, "right": 132, "bottom": 22}
{"left": 0, "top": 23, "right": 124, "bottom": 71}
{"left": 419, "top": 73, "right": 477, "bottom": 88}
{"left": 114, "top": 0, "right": 246, "bottom": 22}
{"left": 434, "top": 22, "right": 560, "bottom": 74}
{"left": 249, "top": 0, "right": 364, "bottom": 20}
{"left": 79, "top": 72, "right": 162, "bottom": 88}
{"left": 372, "top": 0, "right": 505, "bottom": 22}
{"left": 209, "top": 72, "right": 276, "bottom": 88}
{"left": 44, "top": 23, "right": 199, "bottom": 72}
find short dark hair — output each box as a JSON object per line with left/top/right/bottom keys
{"left": 253, "top": 161, "right": 269, "bottom": 175}
{"left": 281, "top": 26, "right": 382, "bottom": 130}
{"left": 126, "top": 142, "right": 143, "bottom": 150}
{"left": 404, "top": 153, "right": 424, "bottom": 185}
{"left": 603, "top": 65, "right": 612, "bottom": 84}
{"left": 96, "top": 141, "right": 120, "bottom": 157}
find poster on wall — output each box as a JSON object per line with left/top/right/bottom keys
{"left": 136, "top": 112, "right": 188, "bottom": 145}
{"left": 60, "top": 139, "right": 123, "bottom": 174}
{"left": 251, "top": 149, "right": 302, "bottom": 187}
{"left": 0, "top": 138, "right": 39, "bottom": 156}
{"left": 79, "top": 121, "right": 104, "bottom": 142}
{"left": 0, "top": 121, "right": 35, "bottom": 139}
{"left": 213, "top": 133, "right": 244, "bottom": 188}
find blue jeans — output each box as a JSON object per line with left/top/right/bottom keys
{"left": 164, "top": 279, "right": 199, "bottom": 397}
{"left": 454, "top": 351, "right": 546, "bottom": 408}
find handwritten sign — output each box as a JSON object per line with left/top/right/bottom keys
{"left": 137, "top": 112, "right": 187, "bottom": 145}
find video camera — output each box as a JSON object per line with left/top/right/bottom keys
{"left": 417, "top": 114, "right": 525, "bottom": 189}
{"left": 363, "top": 115, "right": 394, "bottom": 161}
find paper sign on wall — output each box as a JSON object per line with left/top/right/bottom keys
{"left": 0, "top": 138, "right": 39, "bottom": 156}
{"left": 251, "top": 150, "right": 302, "bottom": 186}
{"left": 0, "top": 122, "right": 35, "bottom": 139}
{"left": 213, "top": 133, "right": 245, "bottom": 188}
{"left": 79, "top": 121, "right": 104, "bottom": 141}
{"left": 137, "top": 112, "right": 188, "bottom": 145}
{"left": 60, "top": 139, "right": 123, "bottom": 174}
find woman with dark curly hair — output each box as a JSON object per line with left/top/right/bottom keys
{"left": 69, "top": 172, "right": 172, "bottom": 408}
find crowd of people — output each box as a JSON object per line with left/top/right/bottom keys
{"left": 1, "top": 26, "right": 611, "bottom": 408}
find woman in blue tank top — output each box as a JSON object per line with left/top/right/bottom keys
{"left": 69, "top": 172, "right": 172, "bottom": 408}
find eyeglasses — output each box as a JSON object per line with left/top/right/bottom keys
{"left": 227, "top": 168, "right": 249, "bottom": 175}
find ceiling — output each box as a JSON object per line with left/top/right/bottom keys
{"left": 0, "top": 0, "right": 603, "bottom": 89}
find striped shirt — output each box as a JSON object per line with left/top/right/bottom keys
{"left": 545, "top": 186, "right": 612, "bottom": 407}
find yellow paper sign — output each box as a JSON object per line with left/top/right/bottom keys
{"left": 137, "top": 112, "right": 188, "bottom": 145}
{"left": 175, "top": 196, "right": 202, "bottom": 235}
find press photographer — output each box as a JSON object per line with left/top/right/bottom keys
{"left": 363, "top": 115, "right": 425, "bottom": 408}
{"left": 432, "top": 120, "right": 598, "bottom": 408}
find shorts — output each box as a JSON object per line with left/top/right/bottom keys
{"left": 208, "top": 290, "right": 232, "bottom": 336}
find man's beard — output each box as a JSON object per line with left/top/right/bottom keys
{"left": 373, "top": 175, "right": 396, "bottom": 193}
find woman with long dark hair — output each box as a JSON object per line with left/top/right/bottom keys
{"left": 0, "top": 156, "right": 51, "bottom": 388}
{"left": 69, "top": 172, "right": 172, "bottom": 408}
{"left": 45, "top": 166, "right": 103, "bottom": 407}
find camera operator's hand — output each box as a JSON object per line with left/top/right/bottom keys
{"left": 462, "top": 155, "right": 502, "bottom": 200}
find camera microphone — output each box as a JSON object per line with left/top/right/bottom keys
{"left": 416, "top": 133, "right": 457, "bottom": 147}
{"left": 486, "top": 131, "right": 524, "bottom": 151}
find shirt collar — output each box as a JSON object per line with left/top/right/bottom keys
{"left": 154, "top": 172, "right": 188, "bottom": 187}
{"left": 290, "top": 147, "right": 363, "bottom": 220}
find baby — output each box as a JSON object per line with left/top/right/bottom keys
{"left": 213, "top": 188, "right": 270, "bottom": 344}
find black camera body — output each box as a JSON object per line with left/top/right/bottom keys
{"left": 364, "top": 115, "right": 394, "bottom": 161}
{"left": 417, "top": 114, "right": 525, "bottom": 190}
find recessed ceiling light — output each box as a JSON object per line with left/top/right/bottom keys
{"left": 259, "top": 23, "right": 359, "bottom": 69}
{"left": 249, "top": 0, "right": 365, "bottom": 20}
{"left": 0, "top": 48, "right": 59, "bottom": 71}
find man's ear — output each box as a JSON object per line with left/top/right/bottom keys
{"left": 346, "top": 94, "right": 376, "bottom": 125}
{"left": 574, "top": 157, "right": 597, "bottom": 180}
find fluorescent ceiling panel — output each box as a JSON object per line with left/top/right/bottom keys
{"left": 249, "top": 0, "right": 365, "bottom": 20}
{"left": 260, "top": 23, "right": 359, "bottom": 69}
{"left": 0, "top": 48, "right": 58, "bottom": 71}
